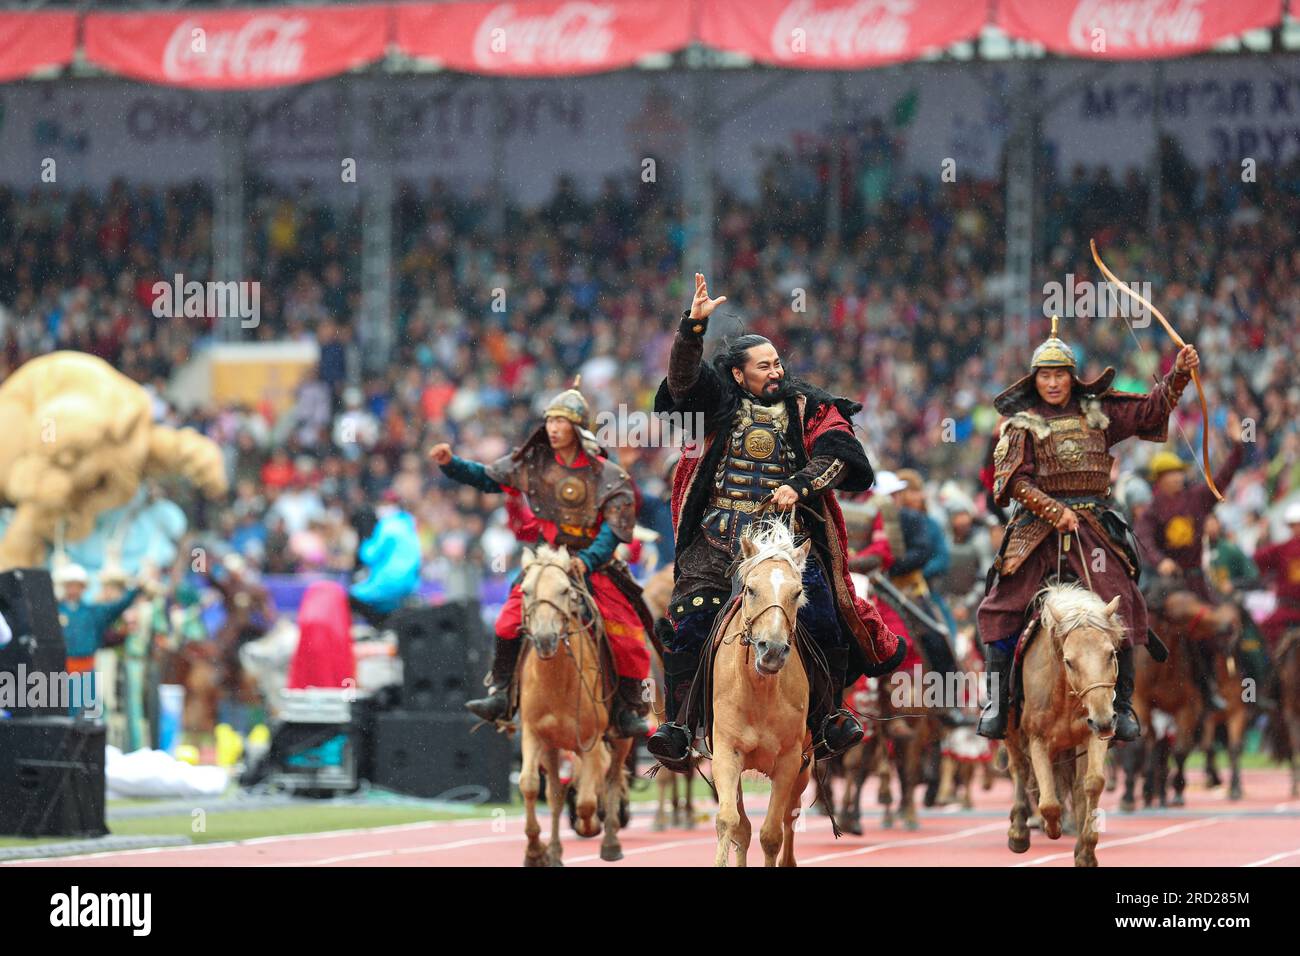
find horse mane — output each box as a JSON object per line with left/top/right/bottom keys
{"left": 528, "top": 543, "right": 570, "bottom": 567}
{"left": 733, "top": 519, "right": 808, "bottom": 586}
{"left": 1037, "top": 582, "right": 1124, "bottom": 645}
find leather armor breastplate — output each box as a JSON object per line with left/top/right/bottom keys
{"left": 702, "top": 399, "right": 801, "bottom": 554}
{"left": 523, "top": 457, "right": 601, "bottom": 549}
{"left": 1032, "top": 414, "right": 1112, "bottom": 497}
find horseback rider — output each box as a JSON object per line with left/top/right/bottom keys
{"left": 1136, "top": 434, "right": 1245, "bottom": 712}
{"left": 976, "top": 315, "right": 1202, "bottom": 742}
{"left": 646, "top": 273, "right": 906, "bottom": 771}
{"left": 429, "top": 385, "right": 654, "bottom": 738}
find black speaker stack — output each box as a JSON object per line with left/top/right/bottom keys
{"left": 0, "top": 568, "right": 107, "bottom": 837}
{"left": 371, "top": 602, "right": 512, "bottom": 803}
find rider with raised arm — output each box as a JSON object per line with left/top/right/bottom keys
{"left": 646, "top": 273, "right": 906, "bottom": 771}
{"left": 429, "top": 385, "right": 653, "bottom": 738}
{"left": 976, "top": 316, "right": 1201, "bottom": 742}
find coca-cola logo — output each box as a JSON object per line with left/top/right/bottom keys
{"left": 472, "top": 3, "right": 617, "bottom": 68}
{"left": 1067, "top": 0, "right": 1205, "bottom": 50}
{"left": 770, "top": 0, "right": 914, "bottom": 62}
{"left": 162, "top": 16, "right": 308, "bottom": 81}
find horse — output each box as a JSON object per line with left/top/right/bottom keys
{"left": 829, "top": 682, "right": 892, "bottom": 834}
{"left": 1121, "top": 590, "right": 1237, "bottom": 810}
{"left": 710, "top": 520, "right": 815, "bottom": 868}
{"left": 1273, "top": 629, "right": 1300, "bottom": 798}
{"left": 640, "top": 563, "right": 696, "bottom": 831}
{"left": 1197, "top": 602, "right": 1250, "bottom": 800}
{"left": 1005, "top": 583, "right": 1125, "bottom": 867}
{"left": 514, "top": 544, "right": 631, "bottom": 867}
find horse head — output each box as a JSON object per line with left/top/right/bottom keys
{"left": 1041, "top": 584, "right": 1125, "bottom": 739}
{"left": 736, "top": 521, "right": 811, "bottom": 676}
{"left": 519, "top": 544, "right": 578, "bottom": 660}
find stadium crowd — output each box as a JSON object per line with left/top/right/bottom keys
{"left": 1, "top": 139, "right": 1298, "bottom": 600}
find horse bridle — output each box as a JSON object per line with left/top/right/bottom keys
{"left": 520, "top": 562, "right": 586, "bottom": 650}
{"left": 738, "top": 598, "right": 796, "bottom": 648}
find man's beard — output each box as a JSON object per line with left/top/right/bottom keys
{"left": 750, "top": 377, "right": 794, "bottom": 402}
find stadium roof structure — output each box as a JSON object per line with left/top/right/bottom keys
{"left": 2, "top": 1, "right": 1299, "bottom": 88}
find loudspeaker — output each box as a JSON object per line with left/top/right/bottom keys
{"left": 372, "top": 710, "right": 512, "bottom": 803}
{"left": 0, "top": 569, "right": 68, "bottom": 718}
{"left": 0, "top": 717, "right": 106, "bottom": 837}
{"left": 389, "top": 603, "right": 489, "bottom": 711}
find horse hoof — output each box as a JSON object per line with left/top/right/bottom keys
{"left": 1074, "top": 855, "right": 1098, "bottom": 868}
{"left": 1170, "top": 794, "right": 1185, "bottom": 808}
{"left": 599, "top": 845, "right": 623, "bottom": 862}
{"left": 524, "top": 853, "right": 548, "bottom": 868}
{"left": 1119, "top": 797, "right": 1136, "bottom": 813}
{"left": 1008, "top": 836, "right": 1030, "bottom": 854}
{"left": 881, "top": 815, "right": 894, "bottom": 829}
{"left": 904, "top": 819, "right": 919, "bottom": 832}
{"left": 651, "top": 819, "right": 668, "bottom": 832}
{"left": 1229, "top": 784, "right": 1243, "bottom": 801}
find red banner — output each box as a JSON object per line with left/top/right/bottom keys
{"left": 0, "top": 12, "right": 78, "bottom": 82}
{"left": 82, "top": 6, "right": 392, "bottom": 89}
{"left": 395, "top": 0, "right": 692, "bottom": 76}
{"left": 997, "top": 0, "right": 1283, "bottom": 59}
{"left": 699, "top": 0, "right": 988, "bottom": 69}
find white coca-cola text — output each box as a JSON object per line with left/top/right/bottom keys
{"left": 162, "top": 17, "right": 308, "bottom": 82}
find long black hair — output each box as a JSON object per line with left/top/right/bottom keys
{"left": 709, "top": 333, "right": 798, "bottom": 430}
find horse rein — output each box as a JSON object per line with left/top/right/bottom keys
{"left": 520, "top": 560, "right": 613, "bottom": 754}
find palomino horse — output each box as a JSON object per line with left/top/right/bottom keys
{"left": 711, "top": 520, "right": 815, "bottom": 868}
{"left": 1006, "top": 583, "right": 1125, "bottom": 867}
{"left": 515, "top": 544, "right": 631, "bottom": 867}
{"left": 1121, "top": 590, "right": 1237, "bottom": 810}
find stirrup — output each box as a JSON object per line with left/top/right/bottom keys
{"left": 813, "top": 710, "right": 863, "bottom": 761}
{"left": 647, "top": 722, "right": 693, "bottom": 772}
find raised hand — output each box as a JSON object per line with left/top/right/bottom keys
{"left": 689, "top": 272, "right": 728, "bottom": 321}
{"left": 428, "top": 442, "right": 453, "bottom": 466}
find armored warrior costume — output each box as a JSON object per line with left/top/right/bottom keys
{"left": 438, "top": 386, "right": 653, "bottom": 737}
{"left": 647, "top": 303, "right": 906, "bottom": 770}
{"left": 977, "top": 317, "right": 1195, "bottom": 742}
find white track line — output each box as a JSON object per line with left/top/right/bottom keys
{"left": 800, "top": 822, "right": 1006, "bottom": 865}
{"left": 1013, "top": 816, "right": 1226, "bottom": 866}
{"left": 567, "top": 837, "right": 719, "bottom": 864}
{"left": 1242, "top": 847, "right": 1300, "bottom": 867}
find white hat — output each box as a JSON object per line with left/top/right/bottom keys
{"left": 872, "top": 471, "right": 908, "bottom": 497}
{"left": 53, "top": 563, "right": 88, "bottom": 585}
{"left": 1285, "top": 502, "right": 1300, "bottom": 525}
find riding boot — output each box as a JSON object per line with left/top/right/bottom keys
{"left": 976, "top": 643, "right": 1013, "bottom": 740}
{"left": 465, "top": 636, "right": 522, "bottom": 722}
{"left": 646, "top": 648, "right": 700, "bottom": 772}
{"left": 1191, "top": 641, "right": 1228, "bottom": 713}
{"left": 811, "top": 646, "right": 864, "bottom": 761}
{"left": 1114, "top": 644, "right": 1142, "bottom": 742}
{"left": 611, "top": 676, "right": 652, "bottom": 738}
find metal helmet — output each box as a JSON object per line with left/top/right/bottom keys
{"left": 1030, "top": 315, "right": 1077, "bottom": 370}
{"left": 544, "top": 378, "right": 591, "bottom": 431}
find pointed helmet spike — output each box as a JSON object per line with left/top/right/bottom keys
{"left": 573, "top": 374, "right": 581, "bottom": 389}
{"left": 1031, "top": 312, "right": 1076, "bottom": 370}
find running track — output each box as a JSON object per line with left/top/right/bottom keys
{"left": 8, "top": 768, "right": 1300, "bottom": 867}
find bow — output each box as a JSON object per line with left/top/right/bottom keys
{"left": 1089, "top": 240, "right": 1222, "bottom": 502}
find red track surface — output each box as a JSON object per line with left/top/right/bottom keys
{"left": 8, "top": 769, "right": 1300, "bottom": 868}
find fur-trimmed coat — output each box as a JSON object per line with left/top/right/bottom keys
{"left": 654, "top": 330, "right": 905, "bottom": 679}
